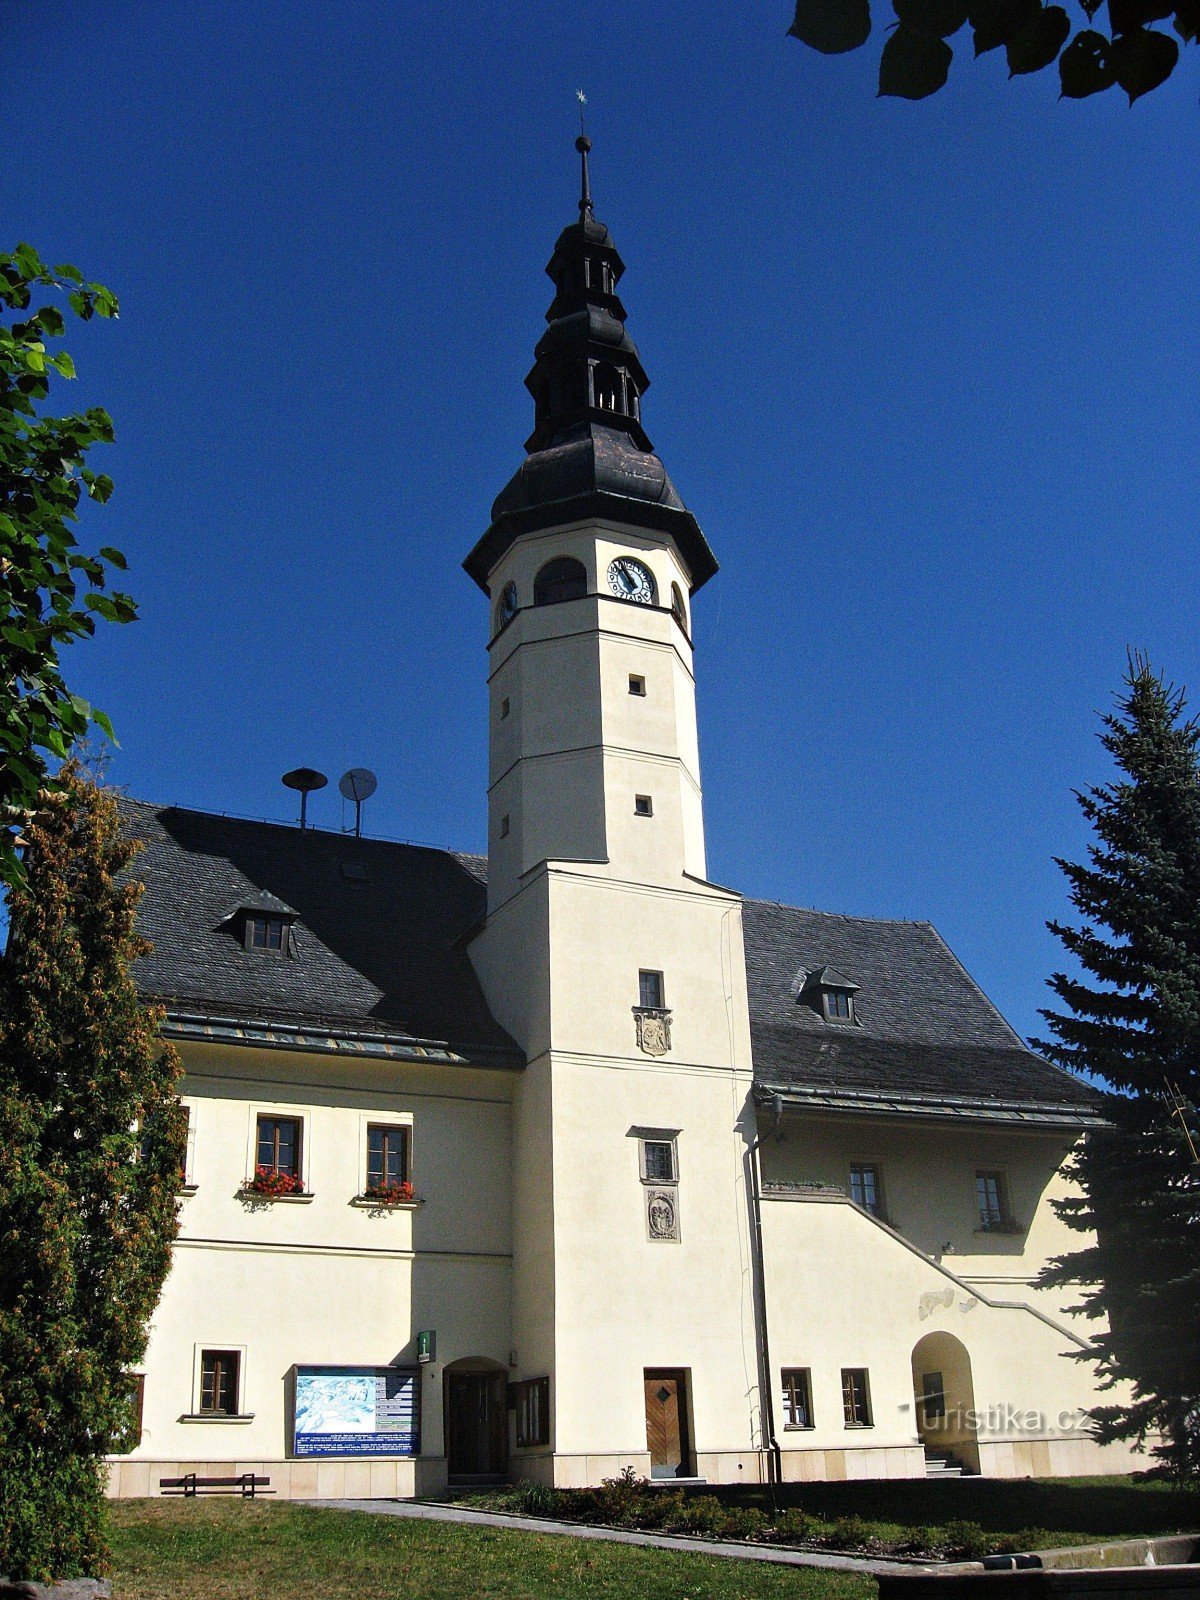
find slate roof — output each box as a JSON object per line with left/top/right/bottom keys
{"left": 742, "top": 899, "right": 1101, "bottom": 1123}
{"left": 118, "top": 798, "right": 1098, "bottom": 1119}
{"left": 119, "top": 799, "right": 520, "bottom": 1069}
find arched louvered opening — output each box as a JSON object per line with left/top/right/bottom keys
{"left": 533, "top": 556, "right": 587, "bottom": 607}
{"left": 592, "top": 361, "right": 623, "bottom": 414}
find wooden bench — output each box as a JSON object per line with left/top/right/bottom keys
{"left": 159, "top": 1472, "right": 272, "bottom": 1499}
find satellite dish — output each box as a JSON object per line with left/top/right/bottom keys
{"left": 338, "top": 768, "right": 377, "bottom": 837}
{"left": 282, "top": 767, "right": 328, "bottom": 829}
{"left": 339, "top": 768, "right": 377, "bottom": 804}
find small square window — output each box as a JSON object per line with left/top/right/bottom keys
{"left": 639, "top": 969, "right": 665, "bottom": 1009}
{"left": 634, "top": 794, "right": 653, "bottom": 817}
{"left": 256, "top": 1114, "right": 302, "bottom": 1181}
{"left": 781, "top": 1368, "right": 813, "bottom": 1429}
{"left": 500, "top": 814, "right": 510, "bottom": 838}
{"left": 629, "top": 674, "right": 646, "bottom": 696}
{"left": 513, "top": 1376, "right": 550, "bottom": 1447}
{"left": 500, "top": 697, "right": 511, "bottom": 719}
{"left": 841, "top": 1368, "right": 872, "bottom": 1427}
{"left": 641, "top": 1139, "right": 677, "bottom": 1183}
{"left": 200, "top": 1350, "right": 241, "bottom": 1416}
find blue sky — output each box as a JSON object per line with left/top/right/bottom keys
{"left": 4, "top": 1, "right": 1196, "bottom": 1044}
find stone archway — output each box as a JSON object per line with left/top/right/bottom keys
{"left": 911, "top": 1331, "right": 979, "bottom": 1474}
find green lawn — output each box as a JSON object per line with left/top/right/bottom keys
{"left": 107, "top": 1500, "right": 875, "bottom": 1600}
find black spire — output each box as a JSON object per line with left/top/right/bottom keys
{"left": 463, "top": 137, "right": 717, "bottom": 594}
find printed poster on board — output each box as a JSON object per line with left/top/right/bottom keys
{"left": 293, "top": 1366, "right": 420, "bottom": 1457}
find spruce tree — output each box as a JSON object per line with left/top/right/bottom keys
{"left": 1037, "top": 657, "right": 1200, "bottom": 1477}
{"left": 0, "top": 767, "right": 185, "bottom": 1579}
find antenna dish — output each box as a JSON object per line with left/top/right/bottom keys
{"left": 339, "top": 768, "right": 377, "bottom": 838}
{"left": 339, "top": 768, "right": 377, "bottom": 803}
{"left": 282, "top": 767, "right": 327, "bottom": 830}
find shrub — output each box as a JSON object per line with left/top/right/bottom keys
{"left": 937, "top": 1519, "right": 993, "bottom": 1560}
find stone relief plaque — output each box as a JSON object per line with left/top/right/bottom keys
{"left": 646, "top": 1186, "right": 680, "bottom": 1242}
{"left": 634, "top": 1008, "right": 672, "bottom": 1057}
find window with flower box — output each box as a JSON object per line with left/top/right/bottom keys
{"left": 248, "top": 1114, "right": 305, "bottom": 1196}
{"left": 364, "top": 1124, "right": 413, "bottom": 1202}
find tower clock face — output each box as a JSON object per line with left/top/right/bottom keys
{"left": 607, "top": 557, "right": 655, "bottom": 606}
{"left": 496, "top": 580, "right": 518, "bottom": 627}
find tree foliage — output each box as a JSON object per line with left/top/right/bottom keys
{"left": 786, "top": 0, "right": 1191, "bottom": 100}
{"left": 1036, "top": 658, "right": 1200, "bottom": 1477}
{"left": 1, "top": 243, "right": 134, "bottom": 893}
{"left": 0, "top": 769, "right": 184, "bottom": 1579}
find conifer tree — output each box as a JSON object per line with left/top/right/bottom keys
{"left": 1037, "top": 657, "right": 1200, "bottom": 1477}
{"left": 0, "top": 767, "right": 184, "bottom": 1579}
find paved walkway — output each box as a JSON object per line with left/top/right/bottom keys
{"left": 305, "top": 1495, "right": 921, "bottom": 1577}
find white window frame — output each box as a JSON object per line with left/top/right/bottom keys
{"left": 244, "top": 1102, "right": 313, "bottom": 1191}
{"left": 188, "top": 1342, "right": 251, "bottom": 1421}
{"left": 357, "top": 1111, "right": 415, "bottom": 1198}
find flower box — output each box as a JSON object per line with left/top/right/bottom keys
{"left": 243, "top": 1166, "right": 307, "bottom": 1199}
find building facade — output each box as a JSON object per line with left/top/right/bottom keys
{"left": 107, "top": 140, "right": 1138, "bottom": 1499}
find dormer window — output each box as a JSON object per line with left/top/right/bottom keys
{"left": 795, "top": 965, "right": 860, "bottom": 1025}
{"left": 247, "top": 914, "right": 288, "bottom": 953}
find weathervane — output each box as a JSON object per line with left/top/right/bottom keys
{"left": 577, "top": 88, "right": 587, "bottom": 137}
{"left": 575, "top": 90, "right": 593, "bottom": 219}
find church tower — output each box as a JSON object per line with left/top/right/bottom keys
{"left": 467, "top": 138, "right": 760, "bottom": 1487}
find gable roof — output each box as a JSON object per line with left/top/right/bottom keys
{"left": 119, "top": 799, "right": 520, "bottom": 1070}
{"left": 742, "top": 899, "right": 1101, "bottom": 1125}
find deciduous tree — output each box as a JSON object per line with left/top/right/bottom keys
{"left": 1, "top": 243, "right": 133, "bottom": 892}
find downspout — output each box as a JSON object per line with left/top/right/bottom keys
{"left": 746, "top": 1092, "right": 784, "bottom": 1493}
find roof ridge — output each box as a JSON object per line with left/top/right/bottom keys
{"left": 743, "top": 896, "right": 932, "bottom": 929}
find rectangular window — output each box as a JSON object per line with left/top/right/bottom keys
{"left": 200, "top": 1350, "right": 241, "bottom": 1416}
{"left": 826, "top": 989, "right": 853, "bottom": 1020}
{"left": 922, "top": 1370, "right": 946, "bottom": 1421}
{"left": 976, "top": 1171, "right": 1006, "bottom": 1230}
{"left": 367, "top": 1124, "right": 410, "bottom": 1191}
{"left": 179, "top": 1103, "right": 191, "bottom": 1187}
{"left": 500, "top": 697, "right": 511, "bottom": 719}
{"left": 248, "top": 914, "right": 287, "bottom": 951}
{"left": 639, "top": 969, "right": 665, "bottom": 1010}
{"left": 500, "top": 814, "right": 510, "bottom": 838}
{"left": 256, "top": 1114, "right": 302, "bottom": 1179}
{"left": 850, "top": 1163, "right": 883, "bottom": 1217}
{"left": 641, "top": 1139, "right": 677, "bottom": 1183}
{"left": 781, "top": 1368, "right": 813, "bottom": 1429}
{"left": 629, "top": 674, "right": 646, "bottom": 696}
{"left": 841, "top": 1368, "right": 872, "bottom": 1428}
{"left": 634, "top": 794, "right": 653, "bottom": 816}
{"left": 513, "top": 1376, "right": 550, "bottom": 1447}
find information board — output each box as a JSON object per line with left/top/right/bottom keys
{"left": 293, "top": 1366, "right": 420, "bottom": 1457}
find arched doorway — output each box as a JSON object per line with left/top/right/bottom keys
{"left": 911, "top": 1331, "right": 979, "bottom": 1474}
{"left": 444, "top": 1357, "right": 508, "bottom": 1484}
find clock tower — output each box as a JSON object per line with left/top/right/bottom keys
{"left": 467, "top": 138, "right": 759, "bottom": 1487}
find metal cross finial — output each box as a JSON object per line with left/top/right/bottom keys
{"left": 574, "top": 92, "right": 593, "bottom": 219}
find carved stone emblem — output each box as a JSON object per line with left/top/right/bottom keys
{"left": 634, "top": 1007, "right": 672, "bottom": 1057}
{"left": 646, "top": 1187, "right": 679, "bottom": 1242}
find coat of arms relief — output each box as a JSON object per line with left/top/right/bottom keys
{"left": 633, "top": 1007, "right": 672, "bottom": 1057}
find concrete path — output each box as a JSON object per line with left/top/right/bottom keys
{"left": 305, "top": 1495, "right": 921, "bottom": 1577}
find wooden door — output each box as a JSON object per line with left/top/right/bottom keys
{"left": 644, "top": 1369, "right": 691, "bottom": 1479}
{"left": 446, "top": 1371, "right": 508, "bottom": 1481}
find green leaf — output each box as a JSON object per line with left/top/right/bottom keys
{"left": 25, "top": 348, "right": 45, "bottom": 374}
{"left": 879, "top": 24, "right": 954, "bottom": 91}
{"left": 788, "top": 0, "right": 873, "bottom": 52}
{"left": 1059, "top": 28, "right": 1116, "bottom": 92}
{"left": 1174, "top": 0, "right": 1200, "bottom": 39}
{"left": 970, "top": 0, "right": 1040, "bottom": 52}
{"left": 1007, "top": 4, "right": 1071, "bottom": 72}
{"left": 86, "top": 473, "right": 114, "bottom": 504}
{"left": 1108, "top": 24, "right": 1178, "bottom": 97}
{"left": 53, "top": 262, "right": 84, "bottom": 284}
{"left": 894, "top": 0, "right": 971, "bottom": 32}
{"left": 50, "top": 352, "right": 77, "bottom": 379}
{"left": 91, "top": 708, "right": 117, "bottom": 742}
{"left": 99, "top": 546, "right": 128, "bottom": 571}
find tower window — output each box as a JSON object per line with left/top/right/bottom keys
{"left": 500, "top": 697, "right": 510, "bottom": 719}
{"left": 500, "top": 814, "right": 510, "bottom": 838}
{"left": 640, "top": 1138, "right": 677, "bottom": 1183}
{"left": 629, "top": 674, "right": 646, "bottom": 696}
{"left": 670, "top": 583, "right": 687, "bottom": 630}
{"left": 591, "top": 360, "right": 623, "bottom": 413}
{"left": 634, "top": 794, "right": 653, "bottom": 817}
{"left": 533, "top": 556, "right": 587, "bottom": 607}
{"left": 639, "top": 970, "right": 665, "bottom": 1010}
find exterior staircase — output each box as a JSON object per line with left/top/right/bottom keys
{"left": 924, "top": 1450, "right": 967, "bottom": 1477}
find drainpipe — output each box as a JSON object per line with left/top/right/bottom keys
{"left": 746, "top": 1093, "right": 784, "bottom": 1495}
